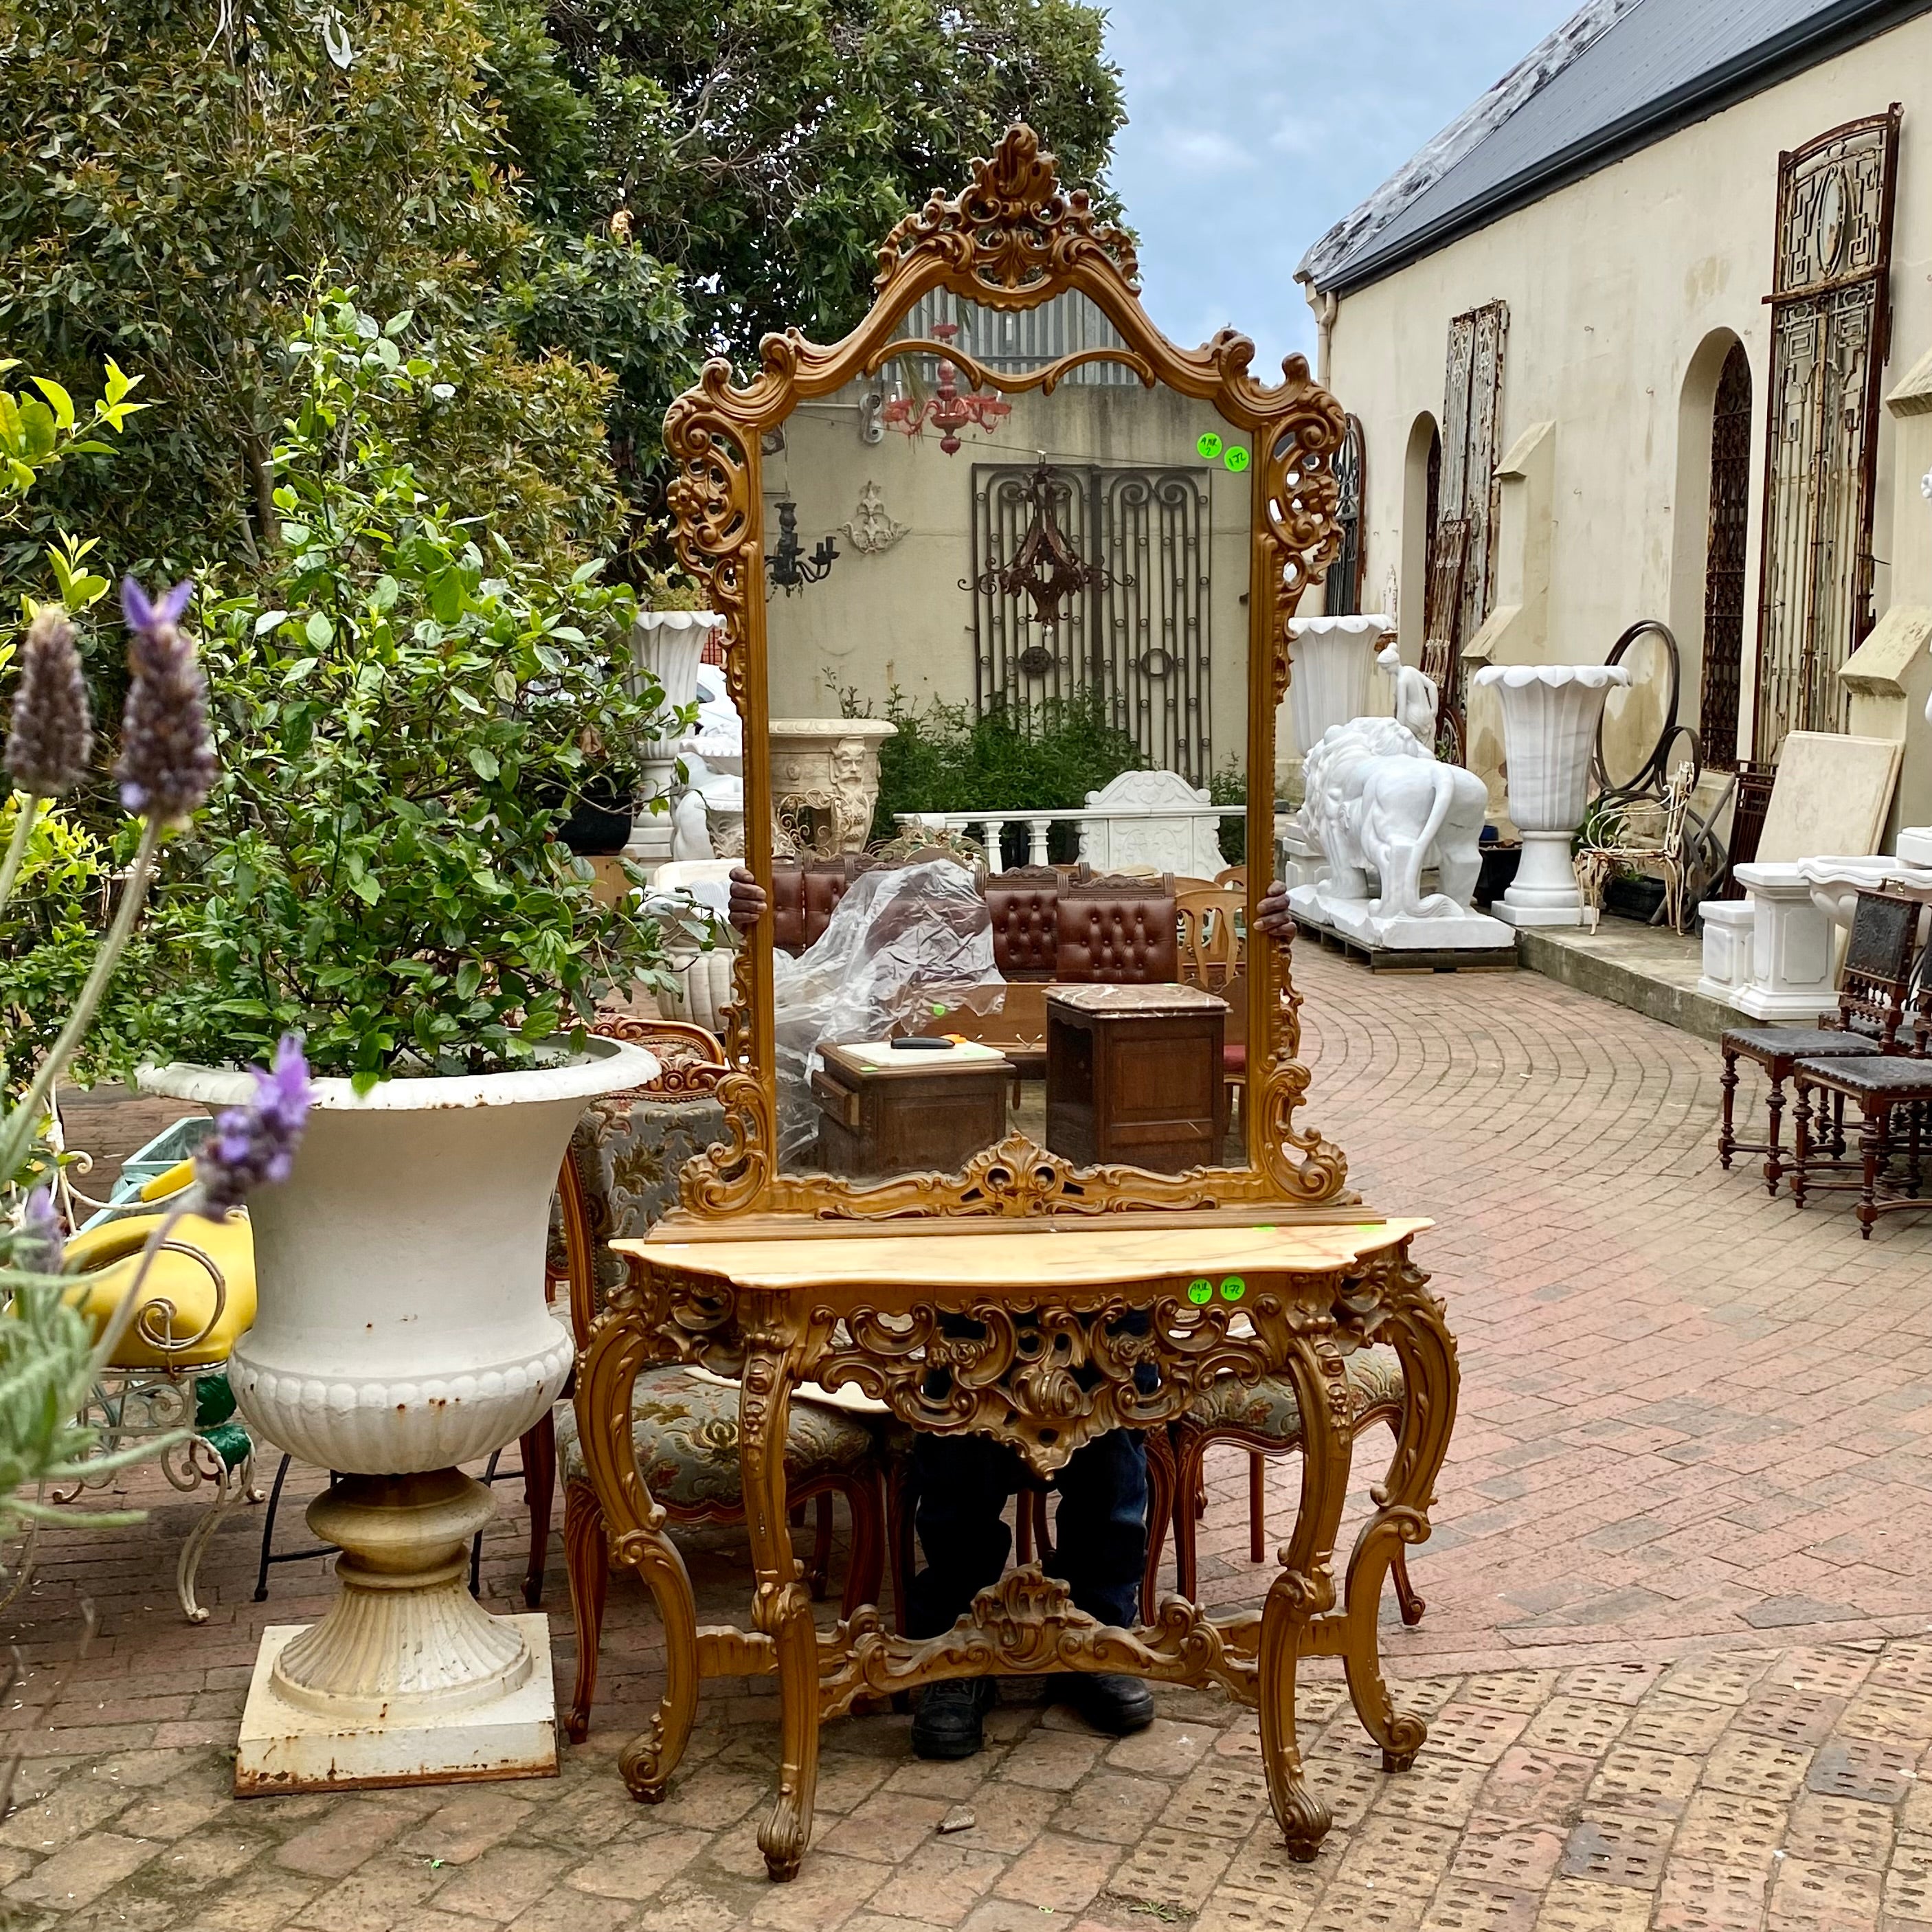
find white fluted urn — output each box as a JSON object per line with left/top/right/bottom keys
{"left": 1288, "top": 614, "right": 1393, "bottom": 760}
{"left": 629, "top": 608, "right": 723, "bottom": 713}
{"left": 1472, "top": 662, "right": 1631, "bottom": 927}
{"left": 627, "top": 611, "right": 725, "bottom": 864}
{"left": 141, "top": 1037, "right": 656, "bottom": 1790}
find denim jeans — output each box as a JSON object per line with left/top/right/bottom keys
{"left": 903, "top": 1428, "right": 1149, "bottom": 1639}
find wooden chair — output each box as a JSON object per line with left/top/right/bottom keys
{"left": 554, "top": 1029, "right": 888, "bottom": 1742}
{"left": 1791, "top": 1053, "right": 1932, "bottom": 1237}
{"left": 1176, "top": 886, "right": 1247, "bottom": 1143}
{"left": 1718, "top": 887, "right": 1920, "bottom": 1195}
{"left": 1147, "top": 1349, "right": 1424, "bottom": 1626}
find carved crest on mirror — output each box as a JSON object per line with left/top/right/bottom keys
{"left": 661, "top": 125, "right": 1351, "bottom": 1222}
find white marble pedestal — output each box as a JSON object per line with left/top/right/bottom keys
{"left": 1728, "top": 862, "right": 1834, "bottom": 1021}
{"left": 1696, "top": 899, "right": 1755, "bottom": 1003}
{"left": 1294, "top": 885, "right": 1514, "bottom": 952}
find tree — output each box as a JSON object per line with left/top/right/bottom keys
{"left": 0, "top": 0, "right": 631, "bottom": 581}
{"left": 488, "top": 0, "right": 1125, "bottom": 371}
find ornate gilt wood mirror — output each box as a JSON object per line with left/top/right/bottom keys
{"left": 663, "top": 126, "right": 1352, "bottom": 1222}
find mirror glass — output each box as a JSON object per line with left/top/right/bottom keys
{"left": 753, "top": 291, "right": 1258, "bottom": 1187}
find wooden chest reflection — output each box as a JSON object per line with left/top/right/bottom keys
{"left": 1045, "top": 984, "right": 1228, "bottom": 1173}
{"left": 811, "top": 1038, "right": 1012, "bottom": 1178}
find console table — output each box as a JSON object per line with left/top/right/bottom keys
{"left": 579, "top": 1213, "right": 1455, "bottom": 1883}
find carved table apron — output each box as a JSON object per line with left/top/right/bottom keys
{"left": 579, "top": 1216, "right": 1454, "bottom": 1883}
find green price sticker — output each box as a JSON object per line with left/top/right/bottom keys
{"left": 1224, "top": 445, "right": 1250, "bottom": 473}
{"left": 1220, "top": 1276, "right": 1247, "bottom": 1303}
{"left": 1187, "top": 1278, "right": 1213, "bottom": 1305}
{"left": 1195, "top": 431, "right": 1224, "bottom": 461}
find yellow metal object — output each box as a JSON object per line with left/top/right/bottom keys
{"left": 61, "top": 1212, "right": 256, "bottom": 1368}
{"left": 138, "top": 1157, "right": 197, "bottom": 1202}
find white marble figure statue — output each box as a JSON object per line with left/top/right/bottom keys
{"left": 1286, "top": 651, "right": 1508, "bottom": 950}
{"left": 669, "top": 752, "right": 747, "bottom": 864}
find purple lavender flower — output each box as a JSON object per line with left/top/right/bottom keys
{"left": 195, "top": 1036, "right": 314, "bottom": 1215}
{"left": 115, "top": 576, "right": 216, "bottom": 827}
{"left": 12, "top": 1185, "right": 63, "bottom": 1275}
{"left": 5, "top": 607, "right": 92, "bottom": 798}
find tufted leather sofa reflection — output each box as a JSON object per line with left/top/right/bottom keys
{"left": 769, "top": 857, "right": 1178, "bottom": 986}
{"left": 982, "top": 867, "right": 1062, "bottom": 980}
{"left": 1054, "top": 879, "right": 1180, "bottom": 983}
{"left": 770, "top": 856, "right": 875, "bottom": 952}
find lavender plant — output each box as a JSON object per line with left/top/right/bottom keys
{"left": 0, "top": 564, "right": 308, "bottom": 1591}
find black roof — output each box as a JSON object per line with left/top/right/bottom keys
{"left": 1303, "top": 0, "right": 1932, "bottom": 296}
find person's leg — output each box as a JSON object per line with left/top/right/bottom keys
{"left": 906, "top": 1433, "right": 1021, "bottom": 1760}
{"left": 906, "top": 1433, "right": 1020, "bottom": 1636}
{"left": 1048, "top": 1428, "right": 1149, "bottom": 1628}
{"left": 1046, "top": 1429, "right": 1156, "bottom": 1736}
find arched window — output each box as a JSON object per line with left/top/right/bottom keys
{"left": 1400, "top": 412, "right": 1441, "bottom": 654}
{"left": 1327, "top": 416, "right": 1366, "bottom": 616}
{"left": 1700, "top": 341, "right": 1753, "bottom": 771}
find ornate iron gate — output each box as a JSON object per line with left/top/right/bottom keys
{"left": 1438, "top": 301, "right": 1508, "bottom": 715}
{"left": 1327, "top": 416, "right": 1366, "bottom": 617}
{"left": 969, "top": 462, "right": 1213, "bottom": 783}
{"left": 1753, "top": 106, "right": 1900, "bottom": 759}
{"left": 1699, "top": 341, "right": 1754, "bottom": 771}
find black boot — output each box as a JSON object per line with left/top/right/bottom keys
{"left": 912, "top": 1677, "right": 996, "bottom": 1760}
{"left": 1055, "top": 1672, "right": 1154, "bottom": 1736}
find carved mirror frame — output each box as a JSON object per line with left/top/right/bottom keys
{"left": 664, "top": 125, "right": 1350, "bottom": 1222}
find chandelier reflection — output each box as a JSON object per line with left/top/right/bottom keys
{"left": 965, "top": 458, "right": 1119, "bottom": 636}
{"left": 881, "top": 322, "right": 1012, "bottom": 456}
{"left": 766, "top": 498, "right": 838, "bottom": 594}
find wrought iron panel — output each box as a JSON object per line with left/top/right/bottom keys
{"left": 1327, "top": 416, "right": 1365, "bottom": 617}
{"left": 1753, "top": 106, "right": 1900, "bottom": 761}
{"left": 971, "top": 462, "right": 1212, "bottom": 782}
{"left": 1699, "top": 342, "right": 1753, "bottom": 771}
{"left": 1437, "top": 300, "right": 1508, "bottom": 709}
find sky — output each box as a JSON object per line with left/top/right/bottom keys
{"left": 1103, "top": 0, "right": 1584, "bottom": 371}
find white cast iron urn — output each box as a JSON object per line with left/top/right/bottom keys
{"left": 142, "top": 1037, "right": 656, "bottom": 1792}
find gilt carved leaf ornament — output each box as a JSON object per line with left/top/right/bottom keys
{"left": 660, "top": 123, "right": 1351, "bottom": 1222}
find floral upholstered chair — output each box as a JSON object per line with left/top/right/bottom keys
{"left": 1149, "top": 1349, "right": 1424, "bottom": 1627}
{"left": 552, "top": 1018, "right": 888, "bottom": 1742}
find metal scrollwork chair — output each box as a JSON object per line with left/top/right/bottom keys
{"left": 58, "top": 1206, "right": 260, "bottom": 1623}
{"left": 554, "top": 1020, "right": 889, "bottom": 1742}
{"left": 1146, "top": 1349, "right": 1425, "bottom": 1628}
{"left": 1575, "top": 759, "right": 1698, "bottom": 934}
{"left": 1579, "top": 620, "right": 1726, "bottom": 923}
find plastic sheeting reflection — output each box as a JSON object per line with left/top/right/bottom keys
{"left": 774, "top": 860, "right": 1005, "bottom": 1166}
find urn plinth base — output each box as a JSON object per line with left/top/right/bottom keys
{"left": 1491, "top": 831, "right": 1586, "bottom": 927}
{"left": 236, "top": 1471, "right": 555, "bottom": 1794}
{"left": 236, "top": 1615, "right": 556, "bottom": 1795}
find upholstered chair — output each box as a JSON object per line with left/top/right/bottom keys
{"left": 553, "top": 1026, "right": 888, "bottom": 1742}
{"left": 1148, "top": 1350, "right": 1424, "bottom": 1628}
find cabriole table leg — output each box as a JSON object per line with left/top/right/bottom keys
{"left": 1257, "top": 1335, "right": 1352, "bottom": 1862}
{"left": 739, "top": 1314, "right": 822, "bottom": 1883}
{"left": 1329, "top": 1266, "right": 1459, "bottom": 1772}
{"left": 574, "top": 1292, "right": 704, "bottom": 1803}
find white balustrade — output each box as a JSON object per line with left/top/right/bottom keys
{"left": 897, "top": 804, "right": 1242, "bottom": 875}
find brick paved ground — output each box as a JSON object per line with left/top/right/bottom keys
{"left": 7, "top": 947, "right": 1932, "bottom": 1929}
